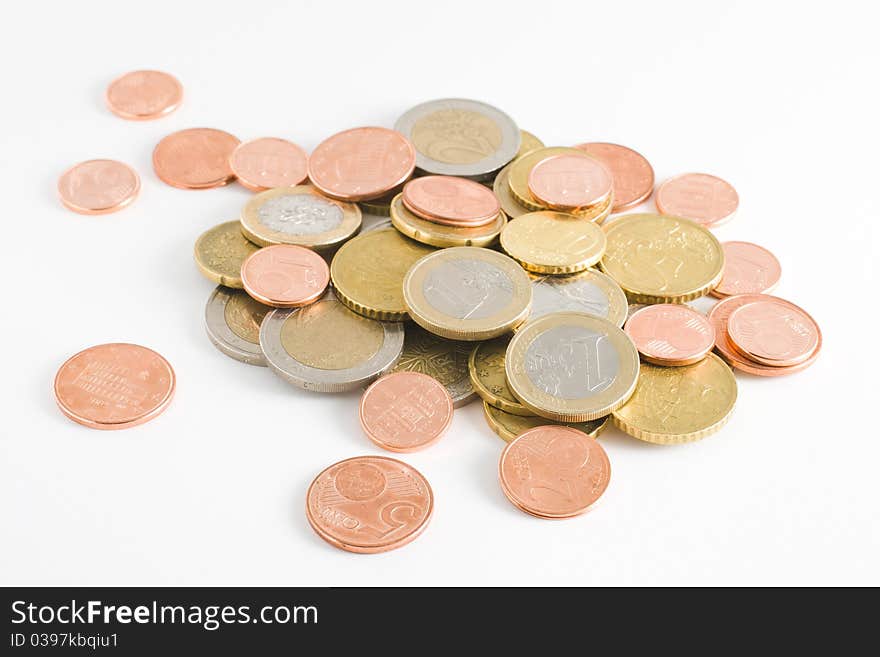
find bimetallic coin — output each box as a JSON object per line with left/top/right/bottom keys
{"left": 240, "top": 185, "right": 361, "bottom": 252}
{"left": 612, "top": 353, "right": 736, "bottom": 444}
{"left": 516, "top": 130, "right": 544, "bottom": 159}
{"left": 241, "top": 244, "right": 329, "bottom": 308}
{"left": 506, "top": 312, "right": 640, "bottom": 421}
{"left": 305, "top": 456, "right": 433, "bottom": 553}
{"left": 530, "top": 269, "right": 627, "bottom": 326}
{"left": 390, "top": 193, "right": 506, "bottom": 248}
{"left": 204, "top": 287, "right": 269, "bottom": 366}
{"left": 330, "top": 228, "right": 434, "bottom": 321}
{"left": 359, "top": 372, "right": 454, "bottom": 452}
{"left": 403, "top": 247, "right": 532, "bottom": 341}
{"left": 193, "top": 220, "right": 259, "bottom": 289}
{"left": 229, "top": 137, "right": 309, "bottom": 192}
{"left": 395, "top": 98, "right": 520, "bottom": 180}
{"left": 468, "top": 336, "right": 533, "bottom": 416}
{"left": 499, "top": 426, "right": 611, "bottom": 519}
{"left": 600, "top": 213, "right": 725, "bottom": 303}
{"left": 402, "top": 176, "right": 500, "bottom": 226}
{"left": 500, "top": 211, "right": 606, "bottom": 274}
{"left": 308, "top": 127, "right": 416, "bottom": 201}
{"left": 153, "top": 128, "right": 240, "bottom": 189}
{"left": 482, "top": 402, "right": 608, "bottom": 443}
{"left": 625, "top": 304, "right": 715, "bottom": 366}
{"left": 711, "top": 241, "right": 782, "bottom": 298}
{"left": 58, "top": 159, "right": 140, "bottom": 215}
{"left": 391, "top": 324, "right": 475, "bottom": 407}
{"left": 527, "top": 154, "right": 613, "bottom": 211}
{"left": 261, "top": 291, "right": 403, "bottom": 392}
{"left": 105, "top": 70, "right": 182, "bottom": 120}
{"left": 727, "top": 299, "right": 820, "bottom": 367}
{"left": 655, "top": 173, "right": 739, "bottom": 228}
{"left": 54, "top": 343, "right": 175, "bottom": 430}
{"left": 574, "top": 143, "right": 654, "bottom": 212}
{"left": 508, "top": 147, "right": 597, "bottom": 212}
{"left": 493, "top": 162, "right": 531, "bottom": 219}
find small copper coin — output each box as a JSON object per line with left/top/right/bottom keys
{"left": 229, "top": 137, "right": 309, "bottom": 192}
{"left": 359, "top": 372, "right": 454, "bottom": 452}
{"left": 655, "top": 173, "right": 739, "bottom": 227}
{"left": 58, "top": 159, "right": 140, "bottom": 215}
{"left": 153, "top": 128, "right": 240, "bottom": 189}
{"left": 527, "top": 154, "right": 612, "bottom": 210}
{"left": 308, "top": 127, "right": 416, "bottom": 202}
{"left": 499, "top": 426, "right": 610, "bottom": 519}
{"left": 402, "top": 176, "right": 500, "bottom": 226}
{"left": 54, "top": 343, "right": 175, "bottom": 430}
{"left": 727, "top": 299, "right": 820, "bottom": 367}
{"left": 625, "top": 304, "right": 715, "bottom": 366}
{"left": 711, "top": 241, "right": 782, "bottom": 298}
{"left": 574, "top": 142, "right": 654, "bottom": 211}
{"left": 305, "top": 455, "right": 434, "bottom": 554}
{"left": 105, "top": 70, "right": 182, "bottom": 120}
{"left": 240, "top": 244, "right": 329, "bottom": 308}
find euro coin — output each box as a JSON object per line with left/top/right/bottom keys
{"left": 655, "top": 173, "right": 739, "bottom": 228}
{"left": 710, "top": 241, "right": 782, "bottom": 298}
{"left": 530, "top": 269, "right": 627, "bottom": 326}
{"left": 500, "top": 210, "right": 606, "bottom": 274}
{"left": 468, "top": 336, "right": 534, "bottom": 416}
{"left": 58, "top": 159, "right": 140, "bottom": 215}
{"left": 204, "top": 287, "right": 269, "bottom": 366}
{"left": 390, "top": 193, "right": 506, "bottom": 248}
{"left": 193, "top": 220, "right": 259, "bottom": 289}
{"left": 391, "top": 324, "right": 475, "bottom": 407}
{"left": 624, "top": 304, "right": 715, "bottom": 366}
{"left": 482, "top": 402, "right": 608, "bottom": 443}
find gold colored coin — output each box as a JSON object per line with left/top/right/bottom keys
{"left": 505, "top": 312, "right": 640, "bottom": 421}
{"left": 599, "top": 213, "right": 725, "bottom": 303}
{"left": 390, "top": 193, "right": 506, "bottom": 248}
{"left": 224, "top": 290, "right": 270, "bottom": 343}
{"left": 612, "top": 352, "right": 736, "bottom": 444}
{"left": 493, "top": 162, "right": 531, "bottom": 219}
{"left": 500, "top": 211, "right": 607, "bottom": 274}
{"left": 193, "top": 220, "right": 259, "bottom": 288}
{"left": 403, "top": 247, "right": 532, "bottom": 341}
{"left": 391, "top": 324, "right": 475, "bottom": 407}
{"left": 240, "top": 185, "right": 361, "bottom": 253}
{"left": 482, "top": 402, "right": 608, "bottom": 443}
{"left": 508, "top": 147, "right": 597, "bottom": 212}
{"left": 529, "top": 268, "right": 628, "bottom": 327}
{"left": 468, "top": 336, "right": 534, "bottom": 416}
{"left": 330, "top": 227, "right": 434, "bottom": 321}
{"left": 515, "top": 130, "right": 544, "bottom": 160}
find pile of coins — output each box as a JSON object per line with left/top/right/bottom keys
{"left": 54, "top": 74, "right": 822, "bottom": 553}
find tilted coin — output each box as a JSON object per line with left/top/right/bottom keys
{"left": 655, "top": 173, "right": 739, "bottom": 228}
{"left": 394, "top": 98, "right": 520, "bottom": 180}
{"left": 516, "top": 130, "right": 544, "bottom": 159}
{"left": 505, "top": 312, "right": 640, "bottom": 421}
{"left": 574, "top": 142, "right": 655, "bottom": 212}
{"left": 527, "top": 154, "right": 613, "bottom": 212}
{"left": 204, "top": 287, "right": 269, "bottom": 366}
{"left": 612, "top": 353, "right": 736, "bottom": 444}
{"left": 402, "top": 175, "right": 500, "bottom": 226}
{"left": 153, "top": 128, "right": 240, "bottom": 189}
{"left": 625, "top": 304, "right": 715, "bottom": 366}
{"left": 468, "top": 336, "right": 534, "bottom": 416}
{"left": 599, "top": 213, "right": 724, "bottom": 303}
{"left": 240, "top": 185, "right": 361, "bottom": 252}
{"left": 507, "top": 147, "right": 599, "bottom": 212}
{"left": 330, "top": 227, "right": 434, "bottom": 321}
{"left": 228, "top": 137, "right": 309, "bottom": 192}
{"left": 530, "top": 269, "right": 628, "bottom": 326}
{"left": 493, "top": 162, "right": 531, "bottom": 219}
{"left": 105, "top": 70, "right": 183, "bottom": 121}
{"left": 57, "top": 159, "right": 140, "bottom": 215}
{"left": 241, "top": 244, "right": 330, "bottom": 308}
{"left": 500, "top": 211, "right": 606, "bottom": 274}
{"left": 193, "top": 220, "right": 259, "bottom": 289}
{"left": 726, "top": 299, "right": 820, "bottom": 367}
{"left": 260, "top": 290, "right": 403, "bottom": 392}
{"left": 403, "top": 247, "right": 532, "bottom": 340}
{"left": 390, "top": 193, "right": 506, "bottom": 248}
{"left": 482, "top": 402, "right": 608, "bottom": 443}
{"left": 710, "top": 241, "right": 782, "bottom": 298}
{"left": 391, "top": 324, "right": 475, "bottom": 407}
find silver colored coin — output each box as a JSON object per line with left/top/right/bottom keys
{"left": 394, "top": 98, "right": 521, "bottom": 181}
{"left": 524, "top": 325, "right": 621, "bottom": 398}
{"left": 204, "top": 287, "right": 268, "bottom": 366}
{"left": 423, "top": 259, "right": 515, "bottom": 320}
{"left": 257, "top": 193, "right": 343, "bottom": 235}
{"left": 530, "top": 270, "right": 628, "bottom": 327}
{"left": 259, "top": 290, "right": 404, "bottom": 392}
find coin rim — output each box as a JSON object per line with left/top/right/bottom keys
{"left": 390, "top": 193, "right": 506, "bottom": 248}
{"left": 204, "top": 287, "right": 267, "bottom": 367}
{"left": 726, "top": 299, "right": 819, "bottom": 367}
{"left": 482, "top": 401, "right": 608, "bottom": 443}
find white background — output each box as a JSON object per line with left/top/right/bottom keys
{"left": 1, "top": 1, "right": 877, "bottom": 586}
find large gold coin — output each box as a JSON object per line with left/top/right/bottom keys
{"left": 482, "top": 402, "right": 608, "bottom": 443}
{"left": 330, "top": 228, "right": 434, "bottom": 321}
{"left": 390, "top": 193, "right": 506, "bottom": 248}
{"left": 194, "top": 220, "right": 259, "bottom": 288}
{"left": 391, "top": 324, "right": 475, "bottom": 407}
{"left": 468, "top": 336, "right": 533, "bottom": 416}
{"left": 240, "top": 185, "right": 361, "bottom": 253}
{"left": 599, "top": 213, "right": 725, "bottom": 303}
{"left": 403, "top": 247, "right": 532, "bottom": 340}
{"left": 493, "top": 162, "right": 531, "bottom": 219}
{"left": 612, "top": 353, "right": 736, "bottom": 444}
{"left": 505, "top": 312, "right": 639, "bottom": 421}
{"left": 500, "top": 211, "right": 607, "bottom": 274}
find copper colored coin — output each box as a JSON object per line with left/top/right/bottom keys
{"left": 152, "top": 128, "right": 240, "bottom": 189}
{"left": 359, "top": 372, "right": 454, "bottom": 452}
{"left": 655, "top": 173, "right": 739, "bottom": 227}
{"left": 499, "top": 426, "right": 611, "bottom": 519}
{"left": 54, "top": 343, "right": 175, "bottom": 430}
{"left": 727, "top": 299, "right": 820, "bottom": 367}
{"left": 625, "top": 304, "right": 715, "bottom": 366}
{"left": 527, "top": 154, "right": 612, "bottom": 210}
{"left": 708, "top": 294, "right": 821, "bottom": 376}
{"left": 229, "top": 137, "right": 309, "bottom": 192}
{"left": 711, "top": 241, "right": 782, "bottom": 298}
{"left": 402, "top": 176, "right": 500, "bottom": 226}
{"left": 305, "top": 455, "right": 434, "bottom": 554}
{"left": 57, "top": 159, "right": 140, "bottom": 215}
{"left": 105, "top": 70, "right": 182, "bottom": 120}
{"left": 240, "top": 244, "right": 329, "bottom": 308}
{"left": 574, "top": 142, "right": 654, "bottom": 211}
{"left": 308, "top": 127, "right": 416, "bottom": 201}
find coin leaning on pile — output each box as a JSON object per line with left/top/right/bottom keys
{"left": 54, "top": 82, "right": 822, "bottom": 553}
